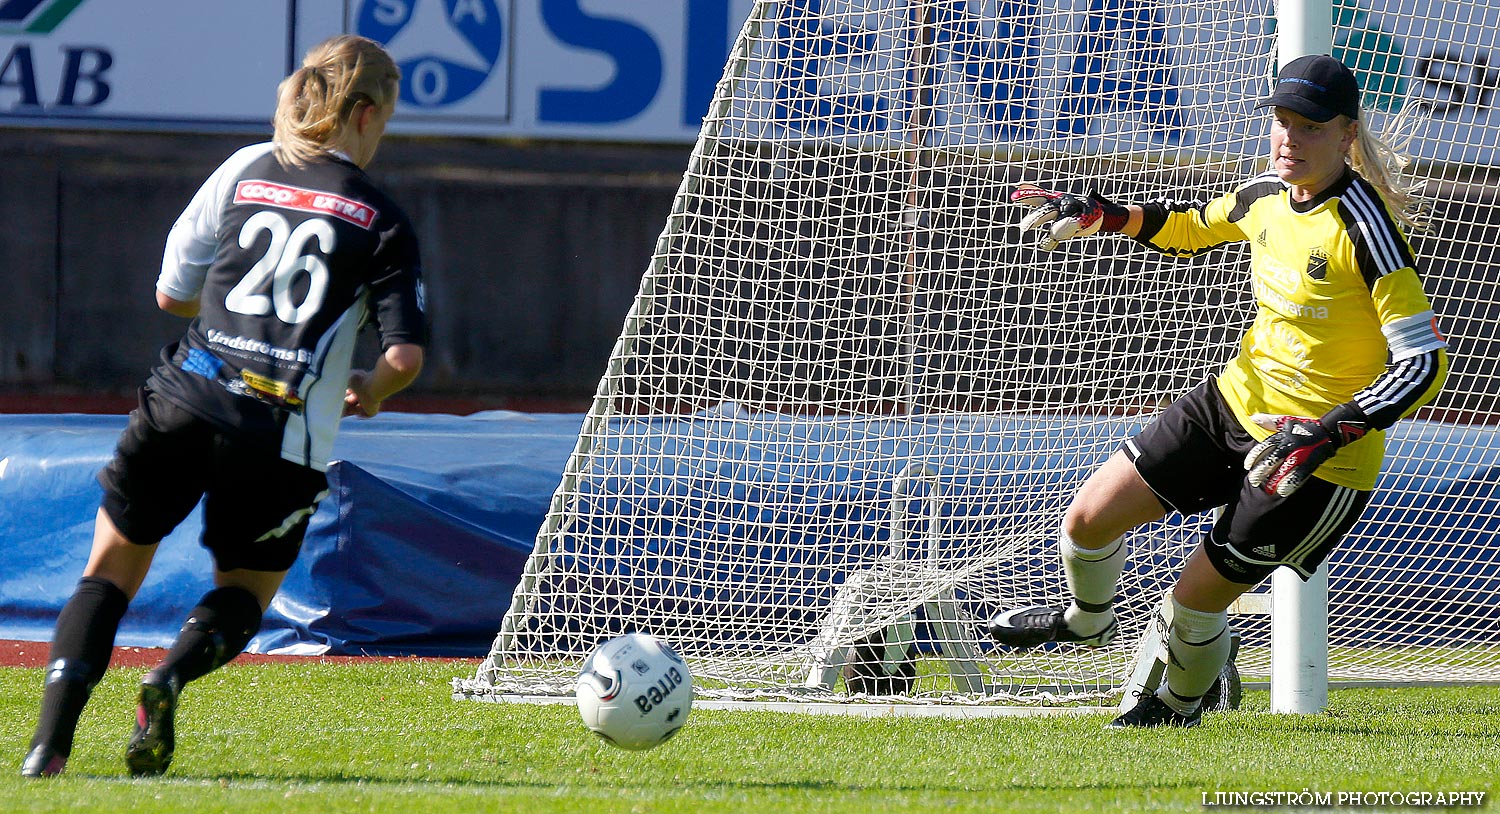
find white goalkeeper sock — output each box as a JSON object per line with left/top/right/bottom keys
{"left": 1059, "top": 530, "right": 1125, "bottom": 637}
{"left": 1159, "top": 598, "right": 1231, "bottom": 715}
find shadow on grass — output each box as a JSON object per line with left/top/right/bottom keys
{"left": 69, "top": 770, "right": 1207, "bottom": 795}
{"left": 1229, "top": 715, "right": 1500, "bottom": 740}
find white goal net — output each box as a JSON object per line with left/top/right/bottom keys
{"left": 457, "top": 0, "right": 1500, "bottom": 704}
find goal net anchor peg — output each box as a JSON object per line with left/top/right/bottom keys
{"left": 803, "top": 462, "right": 986, "bottom": 696}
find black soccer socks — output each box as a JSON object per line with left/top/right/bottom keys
{"left": 24, "top": 576, "right": 130, "bottom": 770}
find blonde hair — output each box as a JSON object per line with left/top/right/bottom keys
{"left": 272, "top": 35, "right": 400, "bottom": 168}
{"left": 1347, "top": 104, "right": 1425, "bottom": 231}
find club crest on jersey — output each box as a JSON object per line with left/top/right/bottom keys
{"left": 1305, "top": 248, "right": 1329, "bottom": 280}
{"left": 234, "top": 181, "right": 378, "bottom": 229}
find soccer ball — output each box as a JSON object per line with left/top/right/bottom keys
{"left": 575, "top": 632, "right": 692, "bottom": 751}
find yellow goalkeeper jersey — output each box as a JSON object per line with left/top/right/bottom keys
{"left": 1136, "top": 169, "right": 1448, "bottom": 490}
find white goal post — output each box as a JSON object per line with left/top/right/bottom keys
{"left": 456, "top": 0, "right": 1500, "bottom": 711}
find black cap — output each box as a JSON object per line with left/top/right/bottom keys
{"left": 1256, "top": 54, "right": 1360, "bottom": 122}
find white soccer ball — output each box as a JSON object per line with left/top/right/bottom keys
{"left": 575, "top": 632, "right": 692, "bottom": 751}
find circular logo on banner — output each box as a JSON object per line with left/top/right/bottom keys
{"left": 356, "top": 0, "right": 504, "bottom": 108}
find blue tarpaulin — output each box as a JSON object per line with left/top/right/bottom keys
{"left": 2, "top": 411, "right": 1497, "bottom": 656}
{"left": 0, "top": 412, "right": 579, "bottom": 656}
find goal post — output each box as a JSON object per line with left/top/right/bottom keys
{"left": 456, "top": 0, "right": 1500, "bottom": 710}
{"left": 1270, "top": 0, "right": 1336, "bottom": 716}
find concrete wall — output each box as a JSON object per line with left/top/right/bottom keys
{"left": 3, "top": 130, "right": 1496, "bottom": 418}
{"left": 0, "top": 129, "right": 689, "bottom": 405}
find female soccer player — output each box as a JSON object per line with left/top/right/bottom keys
{"left": 21, "top": 35, "right": 426, "bottom": 777}
{"left": 987, "top": 55, "right": 1447, "bottom": 727}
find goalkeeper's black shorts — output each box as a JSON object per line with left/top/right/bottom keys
{"left": 1122, "top": 378, "right": 1371, "bottom": 585}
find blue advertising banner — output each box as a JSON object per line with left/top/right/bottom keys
{"left": 0, "top": 0, "right": 1496, "bottom": 156}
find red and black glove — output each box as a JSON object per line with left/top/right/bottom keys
{"left": 1010, "top": 185, "right": 1129, "bottom": 251}
{"left": 1244, "top": 403, "right": 1371, "bottom": 496}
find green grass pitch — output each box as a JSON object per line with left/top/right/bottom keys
{"left": 2, "top": 660, "right": 1496, "bottom": 813}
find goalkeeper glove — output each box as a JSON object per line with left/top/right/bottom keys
{"left": 1010, "top": 185, "right": 1129, "bottom": 251}
{"left": 1244, "top": 403, "right": 1371, "bottom": 496}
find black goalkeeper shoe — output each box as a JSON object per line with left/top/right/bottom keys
{"left": 125, "top": 676, "right": 179, "bottom": 777}
{"left": 20, "top": 744, "right": 66, "bottom": 778}
{"left": 986, "top": 605, "right": 1117, "bottom": 649}
{"left": 1107, "top": 692, "right": 1202, "bottom": 729}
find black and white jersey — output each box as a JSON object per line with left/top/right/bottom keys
{"left": 149, "top": 142, "right": 426, "bottom": 471}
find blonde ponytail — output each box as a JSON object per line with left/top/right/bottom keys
{"left": 1349, "top": 105, "right": 1425, "bottom": 231}
{"left": 272, "top": 35, "right": 399, "bottom": 168}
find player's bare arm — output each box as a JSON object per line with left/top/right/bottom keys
{"left": 155, "top": 291, "right": 200, "bottom": 318}
{"left": 344, "top": 343, "right": 425, "bottom": 418}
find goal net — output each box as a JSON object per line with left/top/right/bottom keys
{"left": 457, "top": 0, "right": 1500, "bottom": 704}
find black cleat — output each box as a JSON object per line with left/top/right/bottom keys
{"left": 1107, "top": 692, "right": 1202, "bottom": 729}
{"left": 125, "top": 676, "right": 179, "bottom": 777}
{"left": 20, "top": 745, "right": 67, "bottom": 778}
{"left": 986, "top": 605, "right": 1117, "bottom": 649}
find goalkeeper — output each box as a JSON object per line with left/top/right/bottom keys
{"left": 987, "top": 55, "right": 1447, "bottom": 728}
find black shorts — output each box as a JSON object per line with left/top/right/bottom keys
{"left": 97, "top": 387, "right": 329, "bottom": 572}
{"left": 1123, "top": 379, "right": 1371, "bottom": 584}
